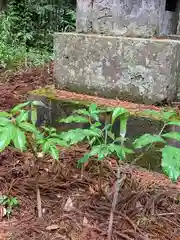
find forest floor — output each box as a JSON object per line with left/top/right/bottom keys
{"left": 0, "top": 65, "right": 180, "bottom": 240}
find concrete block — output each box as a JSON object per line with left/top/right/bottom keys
{"left": 54, "top": 33, "right": 180, "bottom": 104}
{"left": 76, "top": 0, "right": 179, "bottom": 37}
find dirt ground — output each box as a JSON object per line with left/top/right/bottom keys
{"left": 0, "top": 65, "right": 180, "bottom": 240}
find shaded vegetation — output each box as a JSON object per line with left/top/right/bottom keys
{"left": 0, "top": 0, "right": 76, "bottom": 69}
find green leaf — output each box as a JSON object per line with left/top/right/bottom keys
{"left": 143, "top": 110, "right": 177, "bottom": 122}
{"left": 31, "top": 101, "right": 47, "bottom": 107}
{"left": 133, "top": 134, "right": 165, "bottom": 149}
{"left": 73, "top": 109, "right": 89, "bottom": 116}
{"left": 0, "top": 126, "right": 14, "bottom": 152}
{"left": 162, "top": 132, "right": 180, "bottom": 141}
{"left": 89, "top": 145, "right": 110, "bottom": 160}
{"left": 161, "top": 145, "right": 180, "bottom": 182}
{"left": 111, "top": 107, "right": 129, "bottom": 124}
{"left": 89, "top": 145, "right": 103, "bottom": 156}
{"left": 16, "top": 110, "right": 29, "bottom": 124}
{"left": 89, "top": 103, "right": 100, "bottom": 121}
{"left": 84, "top": 128, "right": 101, "bottom": 137}
{"left": 42, "top": 140, "right": 50, "bottom": 153}
{"left": 49, "top": 145, "right": 59, "bottom": 160}
{"left": 167, "top": 121, "right": 180, "bottom": 127}
{"left": 123, "top": 147, "right": 134, "bottom": 154}
{"left": 59, "top": 115, "right": 89, "bottom": 123}
{"left": 30, "top": 109, "right": 37, "bottom": 125}
{"left": 98, "top": 146, "right": 110, "bottom": 160}
{"left": 78, "top": 154, "right": 89, "bottom": 164}
{"left": 89, "top": 103, "right": 98, "bottom": 114}
{"left": 0, "top": 195, "right": 8, "bottom": 204}
{"left": 47, "top": 138, "right": 68, "bottom": 147}
{"left": 60, "top": 129, "right": 86, "bottom": 144}
{"left": 0, "top": 117, "right": 11, "bottom": 126}
{"left": 0, "top": 112, "right": 10, "bottom": 117}
{"left": 107, "top": 131, "right": 115, "bottom": 140}
{"left": 10, "top": 197, "right": 18, "bottom": 206}
{"left": 162, "top": 111, "right": 177, "bottom": 122}
{"left": 11, "top": 102, "right": 30, "bottom": 113}
{"left": 120, "top": 113, "right": 129, "bottom": 138}
{"left": 19, "top": 122, "right": 38, "bottom": 133}
{"left": 12, "top": 128, "right": 26, "bottom": 151}
{"left": 110, "top": 144, "right": 126, "bottom": 160}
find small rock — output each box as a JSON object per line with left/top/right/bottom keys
{"left": 82, "top": 217, "right": 88, "bottom": 226}
{"left": 46, "top": 224, "right": 60, "bottom": 231}
{"left": 0, "top": 206, "right": 6, "bottom": 220}
{"left": 64, "top": 197, "right": 73, "bottom": 212}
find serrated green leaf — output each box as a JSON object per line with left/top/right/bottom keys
{"left": 133, "top": 134, "right": 165, "bottom": 149}
{"left": 162, "top": 132, "right": 180, "bottom": 141}
{"left": 16, "top": 110, "right": 29, "bottom": 124}
{"left": 11, "top": 102, "right": 30, "bottom": 113}
{"left": 0, "top": 117, "right": 11, "bottom": 126}
{"left": 49, "top": 145, "right": 59, "bottom": 160}
{"left": 167, "top": 121, "right": 180, "bottom": 127}
{"left": 0, "top": 112, "right": 11, "bottom": 117}
{"left": 111, "top": 107, "right": 129, "bottom": 124}
{"left": 59, "top": 115, "right": 89, "bottom": 123}
{"left": 12, "top": 128, "right": 26, "bottom": 151}
{"left": 19, "top": 122, "right": 38, "bottom": 133}
{"left": 161, "top": 145, "right": 180, "bottom": 182}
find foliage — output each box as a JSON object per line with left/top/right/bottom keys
{"left": 0, "top": 101, "right": 68, "bottom": 160}
{"left": 0, "top": 0, "right": 75, "bottom": 69}
{"left": 60, "top": 104, "right": 180, "bottom": 182}
{"left": 0, "top": 195, "right": 19, "bottom": 218}
{"left": 135, "top": 109, "right": 180, "bottom": 182}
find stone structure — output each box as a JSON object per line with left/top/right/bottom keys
{"left": 77, "top": 0, "right": 180, "bottom": 37}
{"left": 54, "top": 0, "right": 180, "bottom": 104}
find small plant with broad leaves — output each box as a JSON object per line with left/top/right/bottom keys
{"left": 0, "top": 101, "right": 70, "bottom": 218}
{"left": 0, "top": 101, "right": 68, "bottom": 160}
{"left": 60, "top": 103, "right": 134, "bottom": 166}
{"left": 134, "top": 109, "right": 180, "bottom": 182}
{"left": 60, "top": 104, "right": 180, "bottom": 240}
{"left": 60, "top": 103, "right": 134, "bottom": 240}
{"left": 0, "top": 195, "right": 18, "bottom": 218}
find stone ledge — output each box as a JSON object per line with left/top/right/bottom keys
{"left": 54, "top": 33, "right": 180, "bottom": 104}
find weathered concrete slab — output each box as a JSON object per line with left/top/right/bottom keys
{"left": 76, "top": 0, "right": 179, "bottom": 37}
{"left": 54, "top": 33, "right": 180, "bottom": 104}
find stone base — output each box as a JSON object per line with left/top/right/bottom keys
{"left": 54, "top": 33, "right": 180, "bottom": 104}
